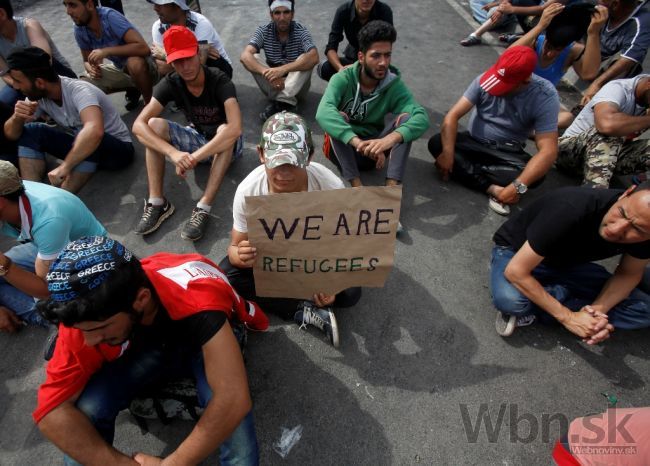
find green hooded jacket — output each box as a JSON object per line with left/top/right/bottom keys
{"left": 316, "top": 61, "right": 430, "bottom": 144}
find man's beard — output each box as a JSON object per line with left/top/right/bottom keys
{"left": 362, "top": 63, "right": 382, "bottom": 82}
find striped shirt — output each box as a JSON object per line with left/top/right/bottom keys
{"left": 248, "top": 21, "right": 316, "bottom": 67}
{"left": 600, "top": 2, "right": 650, "bottom": 64}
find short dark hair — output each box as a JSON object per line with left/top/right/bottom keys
{"left": 37, "top": 257, "right": 150, "bottom": 327}
{"left": 1, "top": 185, "right": 24, "bottom": 202}
{"left": 268, "top": 0, "right": 294, "bottom": 12}
{"left": 7, "top": 47, "right": 58, "bottom": 83}
{"left": 79, "top": 0, "right": 99, "bottom": 6}
{"left": 0, "top": 0, "right": 14, "bottom": 18}
{"left": 545, "top": 3, "right": 594, "bottom": 49}
{"left": 358, "top": 20, "right": 396, "bottom": 53}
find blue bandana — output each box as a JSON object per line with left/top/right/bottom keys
{"left": 47, "top": 236, "right": 133, "bottom": 302}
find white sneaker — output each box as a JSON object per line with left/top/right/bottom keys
{"left": 495, "top": 312, "right": 536, "bottom": 337}
{"left": 489, "top": 197, "right": 510, "bottom": 216}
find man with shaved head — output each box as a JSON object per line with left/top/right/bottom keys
{"left": 490, "top": 183, "right": 650, "bottom": 343}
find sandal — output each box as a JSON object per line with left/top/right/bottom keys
{"left": 460, "top": 34, "right": 482, "bottom": 46}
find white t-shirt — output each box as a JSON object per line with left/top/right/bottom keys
{"left": 564, "top": 75, "right": 649, "bottom": 138}
{"left": 36, "top": 77, "right": 131, "bottom": 143}
{"left": 152, "top": 11, "right": 231, "bottom": 64}
{"left": 232, "top": 162, "right": 345, "bottom": 233}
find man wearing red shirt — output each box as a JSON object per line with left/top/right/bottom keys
{"left": 34, "top": 236, "right": 266, "bottom": 465}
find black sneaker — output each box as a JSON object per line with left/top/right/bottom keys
{"left": 125, "top": 88, "right": 141, "bottom": 111}
{"left": 259, "top": 101, "right": 279, "bottom": 122}
{"left": 134, "top": 199, "right": 175, "bottom": 235}
{"left": 181, "top": 207, "right": 209, "bottom": 241}
{"left": 294, "top": 302, "right": 339, "bottom": 347}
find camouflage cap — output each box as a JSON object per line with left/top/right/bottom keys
{"left": 260, "top": 111, "right": 313, "bottom": 169}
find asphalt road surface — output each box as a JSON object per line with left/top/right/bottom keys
{"left": 1, "top": 1, "right": 648, "bottom": 464}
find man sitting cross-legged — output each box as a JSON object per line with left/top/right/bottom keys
{"left": 133, "top": 25, "right": 242, "bottom": 241}
{"left": 219, "top": 111, "right": 361, "bottom": 348}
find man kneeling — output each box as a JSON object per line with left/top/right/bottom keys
{"left": 35, "top": 236, "right": 263, "bottom": 465}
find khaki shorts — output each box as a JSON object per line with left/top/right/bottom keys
{"left": 81, "top": 56, "right": 159, "bottom": 94}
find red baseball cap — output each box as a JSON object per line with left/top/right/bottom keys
{"left": 162, "top": 25, "right": 198, "bottom": 64}
{"left": 479, "top": 46, "right": 537, "bottom": 96}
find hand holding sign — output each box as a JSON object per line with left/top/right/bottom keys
{"left": 245, "top": 186, "right": 402, "bottom": 299}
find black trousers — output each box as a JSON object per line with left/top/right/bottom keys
{"left": 428, "top": 132, "right": 539, "bottom": 192}
{"left": 218, "top": 255, "right": 362, "bottom": 320}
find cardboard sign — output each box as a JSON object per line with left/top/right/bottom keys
{"left": 245, "top": 185, "right": 402, "bottom": 299}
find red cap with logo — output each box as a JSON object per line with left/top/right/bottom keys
{"left": 479, "top": 46, "right": 537, "bottom": 96}
{"left": 162, "top": 25, "right": 198, "bottom": 64}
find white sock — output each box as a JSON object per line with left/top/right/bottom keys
{"left": 148, "top": 197, "right": 164, "bottom": 206}
{"left": 197, "top": 202, "right": 211, "bottom": 212}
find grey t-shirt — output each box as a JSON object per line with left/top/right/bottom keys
{"left": 563, "top": 75, "right": 649, "bottom": 138}
{"left": 464, "top": 74, "right": 559, "bottom": 144}
{"left": 36, "top": 77, "right": 131, "bottom": 143}
{"left": 0, "top": 17, "right": 71, "bottom": 71}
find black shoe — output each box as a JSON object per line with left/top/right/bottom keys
{"left": 277, "top": 101, "right": 297, "bottom": 113}
{"left": 134, "top": 199, "right": 175, "bottom": 235}
{"left": 259, "top": 102, "right": 280, "bottom": 122}
{"left": 125, "top": 89, "right": 141, "bottom": 111}
{"left": 294, "top": 301, "right": 339, "bottom": 347}
{"left": 181, "top": 207, "right": 209, "bottom": 241}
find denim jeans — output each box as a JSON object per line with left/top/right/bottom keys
{"left": 490, "top": 246, "right": 650, "bottom": 329}
{"left": 63, "top": 339, "right": 259, "bottom": 465}
{"left": 0, "top": 242, "right": 48, "bottom": 327}
{"left": 19, "top": 123, "right": 134, "bottom": 173}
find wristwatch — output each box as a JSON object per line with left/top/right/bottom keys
{"left": 512, "top": 179, "right": 528, "bottom": 195}
{"left": 0, "top": 256, "right": 12, "bottom": 277}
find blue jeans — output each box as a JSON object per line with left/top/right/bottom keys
{"left": 490, "top": 246, "right": 650, "bottom": 329}
{"left": 62, "top": 339, "right": 259, "bottom": 466}
{"left": 19, "top": 123, "right": 134, "bottom": 173}
{"left": 0, "top": 242, "right": 48, "bottom": 327}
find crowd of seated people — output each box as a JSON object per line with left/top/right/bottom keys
{"left": 0, "top": 0, "right": 649, "bottom": 464}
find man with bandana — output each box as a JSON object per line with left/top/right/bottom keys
{"left": 34, "top": 236, "right": 265, "bottom": 465}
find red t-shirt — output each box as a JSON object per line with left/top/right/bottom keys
{"left": 33, "top": 253, "right": 265, "bottom": 423}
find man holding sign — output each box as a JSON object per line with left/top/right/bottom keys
{"left": 219, "top": 111, "right": 361, "bottom": 347}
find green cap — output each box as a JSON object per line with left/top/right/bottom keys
{"left": 260, "top": 111, "right": 313, "bottom": 169}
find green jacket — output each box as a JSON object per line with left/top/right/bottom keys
{"left": 316, "top": 61, "right": 430, "bottom": 144}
